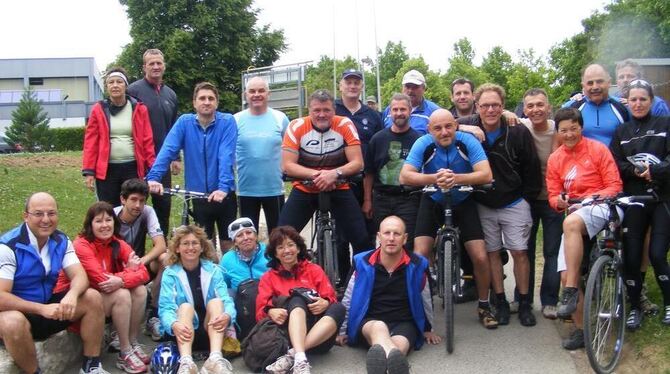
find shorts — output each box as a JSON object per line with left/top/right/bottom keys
{"left": 24, "top": 292, "right": 73, "bottom": 341}
{"left": 358, "top": 319, "right": 419, "bottom": 350}
{"left": 287, "top": 296, "right": 346, "bottom": 354}
{"left": 476, "top": 200, "right": 532, "bottom": 252}
{"left": 556, "top": 204, "right": 623, "bottom": 272}
{"left": 415, "top": 195, "right": 484, "bottom": 243}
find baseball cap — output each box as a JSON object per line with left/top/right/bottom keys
{"left": 402, "top": 70, "right": 426, "bottom": 86}
{"left": 228, "top": 217, "right": 256, "bottom": 240}
{"left": 366, "top": 95, "right": 377, "bottom": 103}
{"left": 341, "top": 69, "right": 363, "bottom": 80}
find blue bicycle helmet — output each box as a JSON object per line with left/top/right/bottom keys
{"left": 150, "top": 342, "right": 180, "bottom": 374}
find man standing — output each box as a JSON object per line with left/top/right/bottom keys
{"left": 338, "top": 216, "right": 441, "bottom": 374}
{"left": 127, "top": 49, "right": 179, "bottom": 235}
{"left": 563, "top": 63, "right": 629, "bottom": 146}
{"left": 0, "top": 193, "right": 108, "bottom": 374}
{"left": 382, "top": 70, "right": 440, "bottom": 135}
{"left": 366, "top": 96, "right": 380, "bottom": 113}
{"left": 519, "top": 89, "right": 562, "bottom": 319}
{"left": 458, "top": 84, "right": 542, "bottom": 327}
{"left": 335, "top": 69, "right": 383, "bottom": 282}
{"left": 449, "top": 78, "right": 476, "bottom": 119}
{"left": 234, "top": 77, "right": 289, "bottom": 236}
{"left": 363, "top": 93, "right": 421, "bottom": 250}
{"left": 614, "top": 59, "right": 669, "bottom": 116}
{"left": 147, "top": 82, "right": 238, "bottom": 250}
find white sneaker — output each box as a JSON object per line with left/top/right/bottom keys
{"left": 107, "top": 330, "right": 120, "bottom": 352}
{"left": 145, "top": 316, "right": 163, "bottom": 341}
{"left": 79, "top": 364, "right": 111, "bottom": 374}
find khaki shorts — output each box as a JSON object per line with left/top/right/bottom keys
{"left": 477, "top": 199, "right": 532, "bottom": 252}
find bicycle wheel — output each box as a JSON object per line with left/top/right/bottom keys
{"left": 321, "top": 229, "right": 338, "bottom": 288}
{"left": 443, "top": 238, "right": 454, "bottom": 354}
{"left": 583, "top": 255, "right": 626, "bottom": 374}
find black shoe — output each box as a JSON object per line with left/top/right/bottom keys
{"left": 662, "top": 305, "right": 670, "bottom": 325}
{"left": 518, "top": 303, "right": 537, "bottom": 327}
{"left": 387, "top": 348, "right": 409, "bottom": 374}
{"left": 456, "top": 280, "right": 477, "bottom": 304}
{"left": 557, "top": 287, "right": 579, "bottom": 319}
{"left": 626, "top": 309, "right": 643, "bottom": 331}
{"left": 366, "top": 344, "right": 387, "bottom": 374}
{"left": 562, "top": 328, "right": 585, "bottom": 350}
{"left": 496, "top": 300, "right": 510, "bottom": 326}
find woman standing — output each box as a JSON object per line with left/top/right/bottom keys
{"left": 159, "top": 225, "right": 236, "bottom": 374}
{"left": 71, "top": 201, "right": 150, "bottom": 373}
{"left": 610, "top": 79, "right": 670, "bottom": 329}
{"left": 82, "top": 67, "right": 155, "bottom": 207}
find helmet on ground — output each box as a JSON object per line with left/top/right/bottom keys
{"left": 150, "top": 341, "right": 180, "bottom": 374}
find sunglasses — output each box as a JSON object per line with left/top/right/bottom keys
{"left": 230, "top": 220, "right": 254, "bottom": 232}
{"left": 628, "top": 79, "right": 651, "bottom": 88}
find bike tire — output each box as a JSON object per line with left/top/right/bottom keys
{"left": 583, "top": 255, "right": 626, "bottom": 374}
{"left": 444, "top": 239, "right": 454, "bottom": 354}
{"left": 322, "top": 229, "right": 338, "bottom": 288}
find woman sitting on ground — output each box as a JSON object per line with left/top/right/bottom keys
{"left": 159, "top": 225, "right": 236, "bottom": 374}
{"left": 71, "top": 201, "right": 150, "bottom": 373}
{"left": 256, "top": 226, "right": 345, "bottom": 374}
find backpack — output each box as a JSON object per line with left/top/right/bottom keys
{"left": 235, "top": 279, "right": 259, "bottom": 341}
{"left": 241, "top": 318, "right": 289, "bottom": 373}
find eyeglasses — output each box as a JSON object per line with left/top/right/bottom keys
{"left": 179, "top": 240, "right": 200, "bottom": 248}
{"left": 230, "top": 220, "right": 254, "bottom": 232}
{"left": 26, "top": 211, "right": 58, "bottom": 219}
{"left": 628, "top": 79, "right": 651, "bottom": 88}
{"left": 478, "top": 103, "right": 502, "bottom": 111}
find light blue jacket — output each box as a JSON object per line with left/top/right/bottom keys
{"left": 158, "top": 259, "right": 236, "bottom": 335}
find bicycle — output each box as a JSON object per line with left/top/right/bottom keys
{"left": 162, "top": 185, "right": 208, "bottom": 232}
{"left": 420, "top": 183, "right": 492, "bottom": 354}
{"left": 572, "top": 194, "right": 655, "bottom": 374}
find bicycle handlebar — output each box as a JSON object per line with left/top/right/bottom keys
{"left": 163, "top": 186, "right": 208, "bottom": 199}
{"left": 566, "top": 194, "right": 656, "bottom": 206}
{"left": 282, "top": 172, "right": 364, "bottom": 185}
{"left": 419, "top": 183, "right": 494, "bottom": 194}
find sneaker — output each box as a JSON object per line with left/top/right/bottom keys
{"left": 557, "top": 287, "right": 579, "bottom": 319}
{"left": 456, "top": 279, "right": 477, "bottom": 304}
{"left": 478, "top": 307, "right": 499, "bottom": 329}
{"left": 495, "top": 299, "right": 511, "bottom": 325}
{"left": 131, "top": 343, "right": 150, "bottom": 365}
{"left": 145, "top": 316, "right": 163, "bottom": 341}
{"left": 79, "top": 364, "right": 111, "bottom": 374}
{"left": 265, "top": 352, "right": 294, "bottom": 374}
{"left": 626, "top": 309, "right": 643, "bottom": 331}
{"left": 366, "top": 344, "right": 387, "bottom": 374}
{"left": 387, "top": 348, "right": 410, "bottom": 374}
{"left": 518, "top": 303, "right": 537, "bottom": 327}
{"left": 662, "top": 305, "right": 670, "bottom": 325}
{"left": 107, "top": 330, "right": 120, "bottom": 352}
{"left": 292, "top": 359, "right": 312, "bottom": 374}
{"left": 640, "top": 293, "right": 660, "bottom": 316}
{"left": 542, "top": 305, "right": 558, "bottom": 320}
{"left": 116, "top": 351, "right": 147, "bottom": 373}
{"left": 200, "top": 356, "right": 233, "bottom": 374}
{"left": 562, "top": 328, "right": 585, "bottom": 350}
{"left": 178, "top": 361, "right": 198, "bottom": 374}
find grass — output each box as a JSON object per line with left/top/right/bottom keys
{"left": 2, "top": 151, "right": 669, "bottom": 371}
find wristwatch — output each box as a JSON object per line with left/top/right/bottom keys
{"left": 335, "top": 168, "right": 343, "bottom": 178}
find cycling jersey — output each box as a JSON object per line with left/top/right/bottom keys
{"left": 404, "top": 131, "right": 487, "bottom": 206}
{"left": 282, "top": 115, "right": 361, "bottom": 193}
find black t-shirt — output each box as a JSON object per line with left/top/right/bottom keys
{"left": 185, "top": 265, "right": 206, "bottom": 324}
{"left": 364, "top": 263, "right": 413, "bottom": 324}
{"left": 365, "top": 127, "right": 421, "bottom": 193}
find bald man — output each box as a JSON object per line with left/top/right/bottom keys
{"left": 563, "top": 63, "right": 629, "bottom": 146}
{"left": 338, "top": 216, "right": 440, "bottom": 374}
{"left": 234, "top": 77, "right": 290, "bottom": 236}
{"left": 0, "top": 193, "right": 107, "bottom": 374}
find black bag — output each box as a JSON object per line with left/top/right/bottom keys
{"left": 235, "top": 279, "right": 259, "bottom": 341}
{"left": 241, "top": 317, "right": 289, "bottom": 373}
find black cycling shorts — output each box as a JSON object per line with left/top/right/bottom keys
{"left": 358, "top": 319, "right": 419, "bottom": 350}
{"left": 414, "top": 195, "right": 484, "bottom": 242}
{"left": 24, "top": 291, "right": 73, "bottom": 341}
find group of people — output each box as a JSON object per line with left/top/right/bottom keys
{"left": 1, "top": 48, "right": 670, "bottom": 374}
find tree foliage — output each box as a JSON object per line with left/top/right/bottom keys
{"left": 4, "top": 87, "right": 51, "bottom": 152}
{"left": 115, "top": 0, "right": 286, "bottom": 112}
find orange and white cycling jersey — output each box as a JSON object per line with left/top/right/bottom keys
{"left": 282, "top": 115, "right": 361, "bottom": 193}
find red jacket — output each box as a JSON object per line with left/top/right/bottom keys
{"left": 546, "top": 137, "right": 623, "bottom": 211}
{"left": 60, "top": 235, "right": 149, "bottom": 291}
{"left": 255, "top": 259, "right": 337, "bottom": 321}
{"left": 82, "top": 97, "right": 156, "bottom": 180}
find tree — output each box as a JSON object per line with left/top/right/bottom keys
{"left": 481, "top": 46, "right": 514, "bottom": 89}
{"left": 379, "top": 41, "right": 410, "bottom": 84}
{"left": 4, "top": 87, "right": 51, "bottom": 152}
{"left": 506, "top": 49, "right": 553, "bottom": 109}
{"left": 443, "top": 38, "right": 490, "bottom": 104}
{"left": 115, "top": 0, "right": 286, "bottom": 112}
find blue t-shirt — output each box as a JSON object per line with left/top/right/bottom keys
{"left": 405, "top": 131, "right": 487, "bottom": 206}
{"left": 234, "top": 108, "right": 289, "bottom": 196}
{"left": 561, "top": 97, "right": 627, "bottom": 146}
{"left": 485, "top": 127, "right": 502, "bottom": 147}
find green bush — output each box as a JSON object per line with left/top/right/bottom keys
{"left": 49, "top": 127, "right": 84, "bottom": 151}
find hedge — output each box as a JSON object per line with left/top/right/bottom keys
{"left": 49, "top": 127, "right": 84, "bottom": 151}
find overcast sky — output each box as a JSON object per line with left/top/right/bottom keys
{"left": 2, "top": 0, "right": 608, "bottom": 72}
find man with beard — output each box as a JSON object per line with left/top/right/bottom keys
{"left": 363, "top": 94, "right": 421, "bottom": 251}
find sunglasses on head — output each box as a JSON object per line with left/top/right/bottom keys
{"left": 230, "top": 220, "right": 254, "bottom": 231}
{"left": 628, "top": 79, "right": 651, "bottom": 88}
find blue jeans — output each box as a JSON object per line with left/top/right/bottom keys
{"left": 515, "top": 199, "right": 563, "bottom": 306}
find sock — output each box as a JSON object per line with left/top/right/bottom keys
{"left": 478, "top": 300, "right": 490, "bottom": 309}
{"left": 288, "top": 348, "right": 296, "bottom": 356}
{"left": 294, "top": 352, "right": 307, "bottom": 363}
{"left": 81, "top": 356, "right": 100, "bottom": 372}
{"left": 149, "top": 307, "right": 158, "bottom": 318}
{"left": 180, "top": 355, "right": 194, "bottom": 364}
{"left": 209, "top": 351, "right": 223, "bottom": 360}
{"left": 34, "top": 369, "right": 42, "bottom": 374}
{"left": 496, "top": 292, "right": 506, "bottom": 303}
{"left": 519, "top": 293, "right": 530, "bottom": 305}
{"left": 120, "top": 349, "right": 133, "bottom": 357}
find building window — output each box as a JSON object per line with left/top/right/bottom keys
{"left": 29, "top": 77, "right": 44, "bottom": 86}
